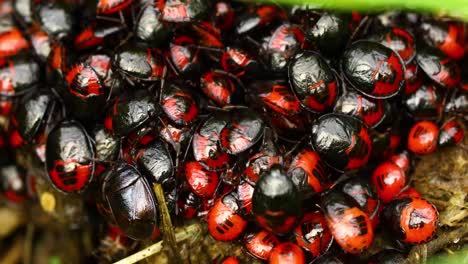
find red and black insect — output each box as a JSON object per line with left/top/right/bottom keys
{"left": 135, "top": 3, "right": 169, "bottom": 45}
{"left": 383, "top": 197, "right": 438, "bottom": 244}
{"left": 320, "top": 190, "right": 374, "bottom": 254}
{"left": 169, "top": 35, "right": 201, "bottom": 76}
{"left": 342, "top": 40, "right": 405, "bottom": 99}
{"left": 388, "top": 150, "right": 412, "bottom": 174}
{"left": 265, "top": 23, "right": 304, "bottom": 72}
{"left": 368, "top": 249, "right": 406, "bottom": 264}
{"left": 416, "top": 46, "right": 461, "bottom": 89}
{"left": 237, "top": 139, "right": 282, "bottom": 215}
{"left": 46, "top": 120, "right": 95, "bottom": 194}
{"left": 93, "top": 126, "right": 120, "bottom": 176}
{"left": 85, "top": 54, "right": 119, "bottom": 91}
{"left": 156, "top": 0, "right": 210, "bottom": 23}
{"left": 207, "top": 193, "right": 247, "bottom": 241}
{"left": 287, "top": 148, "right": 330, "bottom": 198}
{"left": 334, "top": 90, "right": 387, "bottom": 128}
{"left": 10, "top": 91, "right": 53, "bottom": 144}
{"left": 221, "top": 47, "right": 260, "bottom": 77}
{"left": 288, "top": 51, "right": 338, "bottom": 113}
{"left": 404, "top": 83, "right": 443, "bottom": 120}
{"left": 403, "top": 62, "right": 423, "bottom": 95}
{"left": 0, "top": 27, "right": 29, "bottom": 59}
{"left": 0, "top": 55, "right": 40, "bottom": 97}
{"left": 34, "top": 1, "right": 75, "bottom": 40}
{"left": 185, "top": 161, "right": 219, "bottom": 199}
{"left": 438, "top": 120, "right": 464, "bottom": 147}
{"left": 306, "top": 12, "right": 351, "bottom": 58}
{"left": 269, "top": 242, "right": 305, "bottom": 264}
{"left": 407, "top": 120, "right": 439, "bottom": 154}
{"left": 96, "top": 0, "right": 132, "bottom": 15}
{"left": 311, "top": 113, "right": 372, "bottom": 172}
{"left": 114, "top": 47, "right": 166, "bottom": 81}
{"left": 242, "top": 138, "right": 282, "bottom": 184}
{"left": 178, "top": 191, "right": 200, "bottom": 219}
{"left": 65, "top": 61, "right": 109, "bottom": 120}
{"left": 192, "top": 21, "right": 223, "bottom": 49}
{"left": 252, "top": 165, "right": 301, "bottom": 235}
{"left": 444, "top": 90, "right": 467, "bottom": 115}
{"left": 340, "top": 177, "right": 381, "bottom": 228}
{"left": 200, "top": 71, "right": 243, "bottom": 107}
{"left": 47, "top": 41, "right": 68, "bottom": 81}
{"left": 28, "top": 24, "right": 51, "bottom": 63}
{"left": 371, "top": 161, "right": 407, "bottom": 203}
{"left": 251, "top": 79, "right": 302, "bottom": 117}
{"left": 213, "top": 2, "right": 235, "bottom": 30}
{"left": 192, "top": 113, "right": 230, "bottom": 170}
{"left": 0, "top": 165, "right": 32, "bottom": 204}
{"left": 74, "top": 23, "right": 124, "bottom": 50}
{"left": 370, "top": 27, "right": 416, "bottom": 64}
{"left": 105, "top": 91, "right": 158, "bottom": 136}
{"left": 220, "top": 108, "right": 264, "bottom": 155}
{"left": 102, "top": 162, "right": 159, "bottom": 240}
{"left": 161, "top": 83, "right": 199, "bottom": 126}
{"left": 0, "top": 97, "right": 12, "bottom": 117}
{"left": 243, "top": 230, "right": 279, "bottom": 260}
{"left": 294, "top": 211, "right": 333, "bottom": 257}
{"left": 420, "top": 20, "right": 465, "bottom": 60}
{"left": 235, "top": 5, "right": 286, "bottom": 35}
{"left": 134, "top": 138, "right": 174, "bottom": 189}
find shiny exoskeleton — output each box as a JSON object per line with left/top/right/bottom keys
{"left": 252, "top": 165, "right": 301, "bottom": 234}
{"left": 342, "top": 41, "right": 405, "bottom": 99}
{"left": 102, "top": 162, "right": 159, "bottom": 240}
{"left": 289, "top": 51, "right": 338, "bottom": 112}
{"left": 293, "top": 211, "right": 333, "bottom": 257}
{"left": 311, "top": 113, "right": 372, "bottom": 171}
{"left": 207, "top": 193, "right": 247, "bottom": 241}
{"left": 382, "top": 197, "right": 438, "bottom": 244}
{"left": 320, "top": 190, "right": 374, "bottom": 254}
{"left": 243, "top": 230, "right": 279, "bottom": 260}
{"left": 46, "top": 121, "right": 95, "bottom": 193}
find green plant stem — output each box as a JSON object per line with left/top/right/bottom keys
{"left": 250, "top": 0, "right": 468, "bottom": 21}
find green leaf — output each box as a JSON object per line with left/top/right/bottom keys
{"left": 247, "top": 0, "right": 468, "bottom": 21}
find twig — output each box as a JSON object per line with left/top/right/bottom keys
{"left": 402, "top": 223, "right": 468, "bottom": 264}
{"left": 113, "top": 223, "right": 202, "bottom": 264}
{"left": 152, "top": 184, "right": 180, "bottom": 261}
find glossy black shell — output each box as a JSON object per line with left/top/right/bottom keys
{"left": 108, "top": 92, "right": 157, "bottom": 136}
{"left": 342, "top": 41, "right": 405, "bottom": 99}
{"left": 14, "top": 91, "right": 52, "bottom": 141}
{"left": 0, "top": 56, "right": 40, "bottom": 96}
{"left": 103, "top": 162, "right": 158, "bottom": 240}
{"left": 220, "top": 108, "right": 265, "bottom": 155}
{"left": 306, "top": 12, "right": 351, "bottom": 58}
{"left": 114, "top": 47, "right": 153, "bottom": 79}
{"left": 94, "top": 126, "right": 119, "bottom": 161}
{"left": 339, "top": 177, "right": 380, "bottom": 218}
{"left": 404, "top": 83, "right": 442, "bottom": 120}
{"left": 135, "top": 4, "right": 169, "bottom": 45}
{"left": 288, "top": 51, "right": 338, "bottom": 112}
{"left": 34, "top": 1, "right": 74, "bottom": 40}
{"left": 311, "top": 113, "right": 371, "bottom": 172}
{"left": 252, "top": 165, "right": 301, "bottom": 217}
{"left": 333, "top": 90, "right": 387, "bottom": 128}
{"left": 416, "top": 46, "right": 461, "bottom": 89}
{"left": 381, "top": 197, "right": 413, "bottom": 241}
{"left": 135, "top": 138, "right": 174, "bottom": 189}
{"left": 45, "top": 120, "right": 95, "bottom": 193}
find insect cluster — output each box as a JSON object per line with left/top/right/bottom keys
{"left": 0, "top": 0, "right": 466, "bottom": 263}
